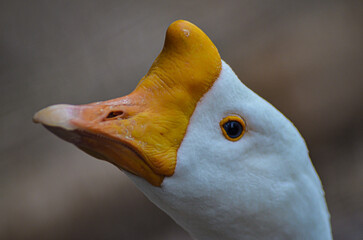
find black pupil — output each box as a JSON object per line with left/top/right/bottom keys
{"left": 223, "top": 121, "right": 243, "bottom": 138}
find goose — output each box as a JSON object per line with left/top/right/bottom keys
{"left": 33, "top": 20, "right": 332, "bottom": 240}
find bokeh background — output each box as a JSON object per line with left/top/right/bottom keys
{"left": 1, "top": 0, "right": 362, "bottom": 239}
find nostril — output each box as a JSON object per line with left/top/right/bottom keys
{"left": 105, "top": 111, "right": 124, "bottom": 119}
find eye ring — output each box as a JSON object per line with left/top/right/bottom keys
{"left": 220, "top": 116, "right": 246, "bottom": 141}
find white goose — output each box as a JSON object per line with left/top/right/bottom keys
{"left": 33, "top": 20, "right": 332, "bottom": 240}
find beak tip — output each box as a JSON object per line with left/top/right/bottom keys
{"left": 33, "top": 104, "right": 78, "bottom": 131}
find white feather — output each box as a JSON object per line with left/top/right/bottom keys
{"left": 128, "top": 60, "right": 332, "bottom": 240}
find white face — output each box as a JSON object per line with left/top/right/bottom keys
{"left": 128, "top": 61, "right": 327, "bottom": 239}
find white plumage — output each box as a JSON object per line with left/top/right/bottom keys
{"left": 129, "top": 61, "right": 332, "bottom": 240}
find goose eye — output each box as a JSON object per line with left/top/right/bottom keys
{"left": 223, "top": 121, "right": 242, "bottom": 138}
{"left": 220, "top": 116, "right": 246, "bottom": 141}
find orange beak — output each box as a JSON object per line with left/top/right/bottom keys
{"left": 33, "top": 20, "right": 221, "bottom": 186}
{"left": 33, "top": 93, "right": 166, "bottom": 186}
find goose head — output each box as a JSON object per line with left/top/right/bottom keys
{"left": 34, "top": 20, "right": 332, "bottom": 240}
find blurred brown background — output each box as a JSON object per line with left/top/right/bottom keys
{"left": 1, "top": 0, "right": 362, "bottom": 239}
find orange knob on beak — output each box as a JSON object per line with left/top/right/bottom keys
{"left": 33, "top": 20, "right": 222, "bottom": 186}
